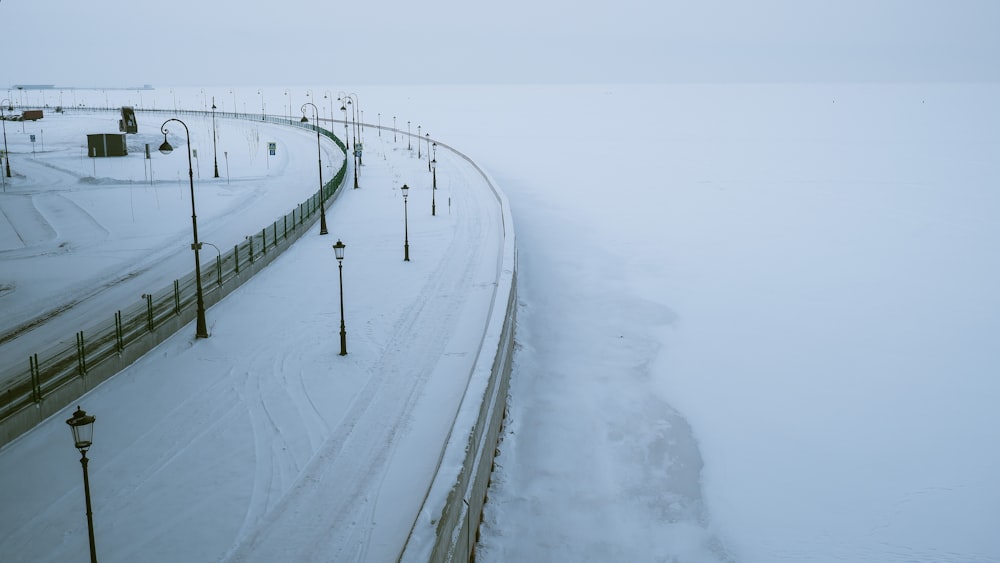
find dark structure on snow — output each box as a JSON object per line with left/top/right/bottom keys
{"left": 86, "top": 133, "right": 128, "bottom": 157}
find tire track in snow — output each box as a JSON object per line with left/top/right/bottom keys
{"left": 223, "top": 137, "right": 500, "bottom": 562}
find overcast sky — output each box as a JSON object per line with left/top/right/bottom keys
{"left": 2, "top": 0, "right": 998, "bottom": 87}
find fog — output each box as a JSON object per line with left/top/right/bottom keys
{"left": 2, "top": 0, "right": 998, "bottom": 87}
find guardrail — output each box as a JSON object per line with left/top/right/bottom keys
{"left": 397, "top": 139, "right": 517, "bottom": 562}
{"left": 0, "top": 108, "right": 348, "bottom": 447}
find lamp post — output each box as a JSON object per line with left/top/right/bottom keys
{"left": 300, "top": 103, "right": 328, "bottom": 235}
{"left": 1, "top": 99, "right": 11, "bottom": 177}
{"left": 211, "top": 97, "right": 220, "bottom": 178}
{"left": 417, "top": 125, "right": 422, "bottom": 158}
{"left": 401, "top": 184, "right": 410, "bottom": 261}
{"left": 345, "top": 93, "right": 360, "bottom": 146}
{"left": 426, "top": 133, "right": 431, "bottom": 171}
{"left": 258, "top": 89, "right": 265, "bottom": 121}
{"left": 393, "top": 116, "right": 397, "bottom": 142}
{"left": 349, "top": 97, "right": 358, "bottom": 148}
{"left": 340, "top": 100, "right": 349, "bottom": 151}
{"left": 431, "top": 157, "right": 437, "bottom": 216}
{"left": 333, "top": 239, "right": 347, "bottom": 355}
{"left": 159, "top": 118, "right": 210, "bottom": 338}
{"left": 324, "top": 90, "right": 334, "bottom": 132}
{"left": 66, "top": 406, "right": 98, "bottom": 563}
{"left": 407, "top": 121, "right": 412, "bottom": 150}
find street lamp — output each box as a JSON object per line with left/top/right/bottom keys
{"left": 324, "top": 90, "right": 334, "bottom": 133}
{"left": 301, "top": 103, "right": 329, "bottom": 235}
{"left": 333, "top": 239, "right": 347, "bottom": 355}
{"left": 211, "top": 97, "right": 220, "bottom": 178}
{"left": 417, "top": 125, "right": 422, "bottom": 158}
{"left": 258, "top": 89, "right": 265, "bottom": 121}
{"left": 159, "top": 118, "right": 210, "bottom": 338}
{"left": 431, "top": 154, "right": 437, "bottom": 217}
{"left": 407, "top": 121, "right": 412, "bottom": 150}
{"left": 401, "top": 183, "right": 410, "bottom": 261}
{"left": 345, "top": 93, "right": 360, "bottom": 147}
{"left": 348, "top": 97, "right": 358, "bottom": 149}
{"left": 393, "top": 116, "right": 397, "bottom": 142}
{"left": 0, "top": 99, "right": 11, "bottom": 177}
{"left": 339, "top": 100, "right": 349, "bottom": 151}
{"left": 66, "top": 406, "right": 98, "bottom": 563}
{"left": 426, "top": 133, "right": 431, "bottom": 171}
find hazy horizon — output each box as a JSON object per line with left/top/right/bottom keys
{"left": 2, "top": 0, "right": 998, "bottom": 88}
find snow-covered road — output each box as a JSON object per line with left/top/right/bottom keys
{"left": 0, "top": 112, "right": 506, "bottom": 562}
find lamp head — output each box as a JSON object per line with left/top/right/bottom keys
{"left": 66, "top": 406, "right": 96, "bottom": 452}
{"left": 333, "top": 239, "right": 346, "bottom": 261}
{"left": 158, "top": 134, "right": 173, "bottom": 155}
{"left": 400, "top": 184, "right": 409, "bottom": 199}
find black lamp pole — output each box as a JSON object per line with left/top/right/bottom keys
{"left": 66, "top": 406, "right": 98, "bottom": 563}
{"left": 159, "top": 118, "right": 210, "bottom": 338}
{"left": 211, "top": 97, "right": 220, "bottom": 178}
{"left": 401, "top": 184, "right": 410, "bottom": 261}
{"left": 340, "top": 100, "right": 349, "bottom": 151}
{"left": 333, "top": 240, "right": 347, "bottom": 355}
{"left": 301, "top": 103, "right": 328, "bottom": 235}
{"left": 431, "top": 157, "right": 437, "bottom": 216}
{"left": 353, "top": 152, "right": 360, "bottom": 189}
{"left": 1, "top": 99, "right": 11, "bottom": 177}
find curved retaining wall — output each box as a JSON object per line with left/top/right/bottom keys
{"left": 396, "top": 137, "right": 517, "bottom": 563}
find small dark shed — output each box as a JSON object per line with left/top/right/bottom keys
{"left": 87, "top": 133, "right": 128, "bottom": 157}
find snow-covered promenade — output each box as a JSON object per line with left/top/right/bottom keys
{"left": 0, "top": 108, "right": 513, "bottom": 561}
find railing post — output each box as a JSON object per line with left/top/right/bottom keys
{"left": 29, "top": 354, "right": 41, "bottom": 403}
{"left": 173, "top": 280, "right": 181, "bottom": 315}
{"left": 216, "top": 254, "right": 222, "bottom": 286}
{"left": 261, "top": 228, "right": 267, "bottom": 255}
{"left": 144, "top": 293, "right": 154, "bottom": 332}
{"left": 115, "top": 310, "right": 124, "bottom": 353}
{"left": 234, "top": 244, "right": 240, "bottom": 274}
{"left": 76, "top": 331, "right": 87, "bottom": 376}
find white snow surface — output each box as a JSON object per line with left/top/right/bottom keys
{"left": 2, "top": 83, "right": 1000, "bottom": 563}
